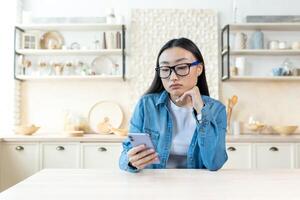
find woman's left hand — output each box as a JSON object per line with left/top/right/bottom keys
{"left": 176, "top": 86, "right": 204, "bottom": 114}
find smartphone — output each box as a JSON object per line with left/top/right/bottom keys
{"left": 128, "top": 133, "right": 160, "bottom": 164}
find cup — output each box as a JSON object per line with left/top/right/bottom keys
{"left": 269, "top": 40, "right": 279, "bottom": 50}
{"left": 232, "top": 121, "right": 241, "bottom": 135}
{"left": 272, "top": 67, "right": 284, "bottom": 76}
{"left": 278, "top": 41, "right": 287, "bottom": 49}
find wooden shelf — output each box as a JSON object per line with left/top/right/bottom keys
{"left": 228, "top": 76, "right": 300, "bottom": 81}
{"left": 16, "top": 75, "right": 124, "bottom": 81}
{"left": 15, "top": 23, "right": 124, "bottom": 31}
{"left": 16, "top": 49, "right": 123, "bottom": 56}
{"left": 230, "top": 49, "right": 300, "bottom": 56}
{"left": 229, "top": 23, "right": 300, "bottom": 31}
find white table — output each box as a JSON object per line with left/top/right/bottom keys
{"left": 1, "top": 169, "right": 299, "bottom": 200}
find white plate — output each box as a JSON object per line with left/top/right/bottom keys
{"left": 90, "top": 56, "right": 114, "bottom": 75}
{"left": 88, "top": 101, "right": 123, "bottom": 134}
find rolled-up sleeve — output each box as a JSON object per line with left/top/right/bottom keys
{"left": 196, "top": 103, "right": 228, "bottom": 171}
{"left": 119, "top": 99, "right": 144, "bottom": 173}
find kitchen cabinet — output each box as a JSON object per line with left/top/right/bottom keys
{"left": 81, "top": 143, "right": 122, "bottom": 169}
{"left": 254, "top": 143, "right": 294, "bottom": 169}
{"left": 223, "top": 143, "right": 252, "bottom": 169}
{"left": 1, "top": 138, "right": 298, "bottom": 192}
{"left": 0, "top": 142, "right": 1, "bottom": 191}
{"left": 40, "top": 142, "right": 80, "bottom": 169}
{"left": 224, "top": 142, "right": 295, "bottom": 169}
{"left": 0, "top": 140, "right": 123, "bottom": 192}
{"left": 295, "top": 144, "right": 300, "bottom": 168}
{"left": 0, "top": 142, "right": 39, "bottom": 191}
{"left": 14, "top": 24, "right": 126, "bottom": 81}
{"left": 221, "top": 23, "right": 300, "bottom": 81}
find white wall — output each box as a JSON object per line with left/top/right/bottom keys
{"left": 1, "top": 0, "right": 300, "bottom": 134}
{"left": 24, "top": 0, "right": 300, "bottom": 26}
{"left": 0, "top": 1, "right": 17, "bottom": 134}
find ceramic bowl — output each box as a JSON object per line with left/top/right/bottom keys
{"left": 15, "top": 125, "right": 40, "bottom": 135}
{"left": 271, "top": 125, "right": 298, "bottom": 136}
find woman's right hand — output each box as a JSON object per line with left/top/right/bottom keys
{"left": 127, "top": 144, "right": 159, "bottom": 170}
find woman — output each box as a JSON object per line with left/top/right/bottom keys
{"left": 119, "top": 38, "right": 227, "bottom": 172}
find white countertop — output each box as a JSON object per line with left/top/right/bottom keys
{"left": 226, "top": 134, "right": 300, "bottom": 143}
{"left": 1, "top": 133, "right": 300, "bottom": 143}
{"left": 1, "top": 169, "right": 300, "bottom": 200}
{"left": 0, "top": 133, "right": 126, "bottom": 142}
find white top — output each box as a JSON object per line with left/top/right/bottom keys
{"left": 2, "top": 169, "right": 300, "bottom": 200}
{"left": 166, "top": 98, "right": 196, "bottom": 168}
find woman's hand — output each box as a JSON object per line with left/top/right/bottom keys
{"left": 127, "top": 144, "right": 159, "bottom": 170}
{"left": 176, "top": 86, "right": 204, "bottom": 114}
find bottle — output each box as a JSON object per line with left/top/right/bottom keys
{"left": 250, "top": 30, "right": 264, "bottom": 49}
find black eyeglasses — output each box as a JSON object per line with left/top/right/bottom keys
{"left": 155, "top": 60, "right": 201, "bottom": 79}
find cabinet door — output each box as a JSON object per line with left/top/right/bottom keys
{"left": 1, "top": 142, "right": 39, "bottom": 191}
{"left": 81, "top": 143, "right": 122, "bottom": 169}
{"left": 254, "top": 143, "right": 294, "bottom": 169}
{"left": 222, "top": 143, "right": 252, "bottom": 169}
{"left": 40, "top": 143, "right": 80, "bottom": 169}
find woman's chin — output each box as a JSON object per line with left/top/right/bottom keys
{"left": 169, "top": 90, "right": 183, "bottom": 97}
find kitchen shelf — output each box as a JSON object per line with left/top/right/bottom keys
{"left": 14, "top": 24, "right": 126, "bottom": 81}
{"left": 227, "top": 76, "right": 300, "bottom": 81}
{"left": 15, "top": 75, "right": 124, "bottom": 81}
{"left": 15, "top": 23, "right": 123, "bottom": 31}
{"left": 16, "top": 49, "right": 123, "bottom": 56}
{"left": 221, "top": 23, "right": 300, "bottom": 81}
{"left": 223, "top": 49, "right": 300, "bottom": 56}
{"left": 229, "top": 23, "right": 300, "bottom": 31}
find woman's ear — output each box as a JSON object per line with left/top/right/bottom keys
{"left": 197, "top": 64, "right": 203, "bottom": 76}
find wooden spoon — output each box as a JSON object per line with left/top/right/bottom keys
{"left": 227, "top": 95, "right": 238, "bottom": 134}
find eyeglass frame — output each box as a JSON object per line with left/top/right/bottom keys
{"left": 155, "top": 60, "right": 202, "bottom": 79}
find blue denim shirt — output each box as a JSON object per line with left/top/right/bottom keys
{"left": 119, "top": 90, "right": 228, "bottom": 173}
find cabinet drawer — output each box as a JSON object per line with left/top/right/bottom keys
{"left": 40, "top": 143, "right": 80, "bottom": 169}
{"left": 255, "top": 143, "right": 294, "bottom": 169}
{"left": 81, "top": 143, "right": 122, "bottom": 169}
{"left": 1, "top": 142, "right": 39, "bottom": 191}
{"left": 223, "top": 143, "right": 252, "bottom": 169}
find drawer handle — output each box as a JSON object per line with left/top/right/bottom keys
{"left": 227, "top": 147, "right": 236, "bottom": 151}
{"left": 56, "top": 146, "right": 65, "bottom": 151}
{"left": 15, "top": 146, "right": 24, "bottom": 151}
{"left": 98, "top": 147, "right": 107, "bottom": 152}
{"left": 269, "top": 147, "right": 279, "bottom": 152}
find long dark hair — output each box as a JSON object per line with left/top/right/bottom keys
{"left": 144, "top": 37, "right": 210, "bottom": 96}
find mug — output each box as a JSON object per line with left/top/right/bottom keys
{"left": 269, "top": 40, "right": 279, "bottom": 50}
{"left": 278, "top": 41, "right": 287, "bottom": 49}
{"left": 234, "top": 32, "right": 247, "bottom": 49}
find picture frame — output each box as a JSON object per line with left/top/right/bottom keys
{"left": 22, "top": 32, "right": 39, "bottom": 49}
